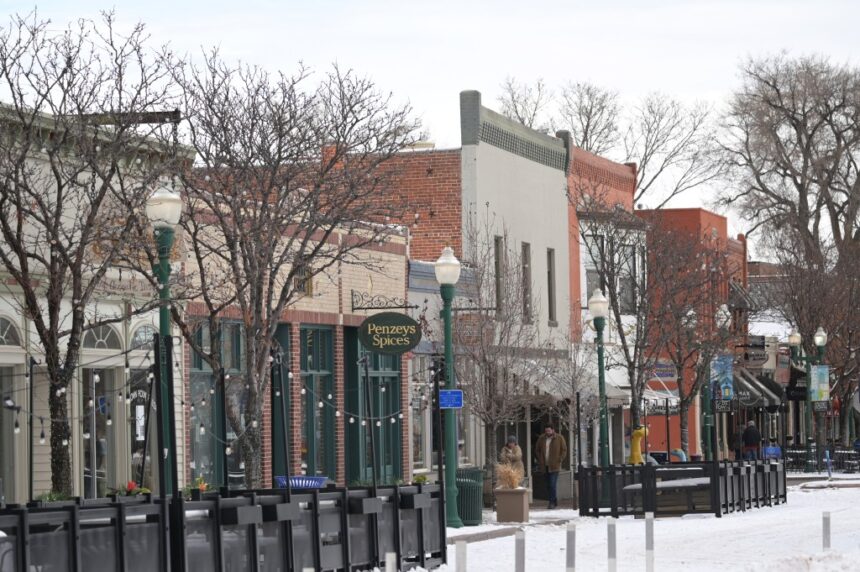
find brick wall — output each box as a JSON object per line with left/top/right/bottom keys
{"left": 374, "top": 149, "right": 463, "bottom": 261}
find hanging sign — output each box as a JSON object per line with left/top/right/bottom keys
{"left": 358, "top": 312, "right": 422, "bottom": 355}
{"left": 810, "top": 365, "right": 830, "bottom": 402}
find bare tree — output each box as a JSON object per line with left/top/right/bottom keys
{"left": 576, "top": 192, "right": 663, "bottom": 430}
{"left": 557, "top": 82, "right": 619, "bottom": 156}
{"left": 502, "top": 78, "right": 720, "bottom": 208}
{"left": 0, "top": 12, "right": 178, "bottom": 495}
{"left": 647, "top": 224, "right": 740, "bottom": 456}
{"left": 453, "top": 207, "right": 567, "bottom": 496}
{"left": 623, "top": 95, "right": 719, "bottom": 208}
{"left": 154, "top": 52, "right": 420, "bottom": 487}
{"left": 721, "top": 54, "right": 860, "bottom": 444}
{"left": 496, "top": 77, "right": 553, "bottom": 132}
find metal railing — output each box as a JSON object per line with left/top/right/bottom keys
{"left": 577, "top": 460, "right": 787, "bottom": 518}
{"left": 0, "top": 484, "right": 446, "bottom": 571}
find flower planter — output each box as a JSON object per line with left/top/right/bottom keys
{"left": 495, "top": 488, "right": 529, "bottom": 523}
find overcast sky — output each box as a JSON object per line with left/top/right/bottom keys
{"left": 7, "top": 0, "right": 860, "bottom": 245}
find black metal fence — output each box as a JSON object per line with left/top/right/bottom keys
{"left": 577, "top": 460, "right": 787, "bottom": 518}
{"left": 0, "top": 484, "right": 446, "bottom": 571}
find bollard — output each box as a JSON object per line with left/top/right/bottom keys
{"left": 515, "top": 530, "right": 526, "bottom": 572}
{"left": 608, "top": 518, "right": 617, "bottom": 572}
{"left": 566, "top": 522, "right": 576, "bottom": 572}
{"left": 645, "top": 512, "right": 655, "bottom": 572}
{"left": 823, "top": 511, "right": 831, "bottom": 550}
{"left": 385, "top": 552, "right": 397, "bottom": 572}
{"left": 456, "top": 540, "right": 467, "bottom": 572}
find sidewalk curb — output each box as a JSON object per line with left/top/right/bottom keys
{"left": 446, "top": 518, "right": 571, "bottom": 545}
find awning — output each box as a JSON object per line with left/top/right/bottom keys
{"left": 734, "top": 367, "right": 781, "bottom": 407}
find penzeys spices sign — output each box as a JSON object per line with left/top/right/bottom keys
{"left": 358, "top": 312, "right": 422, "bottom": 355}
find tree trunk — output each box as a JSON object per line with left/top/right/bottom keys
{"left": 49, "top": 386, "right": 72, "bottom": 496}
{"left": 679, "top": 401, "right": 690, "bottom": 458}
{"left": 487, "top": 422, "right": 499, "bottom": 510}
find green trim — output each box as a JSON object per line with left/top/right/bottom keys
{"left": 271, "top": 325, "right": 290, "bottom": 479}
{"left": 300, "top": 327, "right": 335, "bottom": 476}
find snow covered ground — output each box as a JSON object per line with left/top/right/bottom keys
{"left": 439, "top": 483, "right": 860, "bottom": 571}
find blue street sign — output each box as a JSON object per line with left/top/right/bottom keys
{"left": 439, "top": 389, "right": 464, "bottom": 409}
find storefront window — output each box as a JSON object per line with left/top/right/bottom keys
{"left": 128, "top": 369, "right": 156, "bottom": 490}
{"left": 0, "top": 367, "right": 15, "bottom": 502}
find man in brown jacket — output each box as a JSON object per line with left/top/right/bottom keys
{"left": 535, "top": 425, "right": 567, "bottom": 509}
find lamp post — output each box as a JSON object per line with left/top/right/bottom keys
{"left": 788, "top": 327, "right": 827, "bottom": 473}
{"left": 435, "top": 246, "right": 463, "bottom": 528}
{"left": 145, "top": 186, "right": 183, "bottom": 496}
{"left": 588, "top": 289, "right": 610, "bottom": 468}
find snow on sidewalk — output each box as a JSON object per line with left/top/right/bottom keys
{"left": 440, "top": 486, "right": 860, "bottom": 571}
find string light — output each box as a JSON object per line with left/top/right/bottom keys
{"left": 327, "top": 393, "right": 332, "bottom": 400}
{"left": 239, "top": 461, "right": 245, "bottom": 470}
{"left": 201, "top": 397, "right": 207, "bottom": 407}
{"left": 14, "top": 418, "right": 20, "bottom": 434}
{"left": 88, "top": 398, "right": 94, "bottom": 408}
{"left": 349, "top": 417, "right": 355, "bottom": 424}
{"left": 398, "top": 413, "right": 404, "bottom": 419}
{"left": 209, "top": 387, "right": 215, "bottom": 395}
{"left": 300, "top": 387, "right": 306, "bottom": 395}
{"left": 225, "top": 446, "right": 232, "bottom": 455}
{"left": 335, "top": 410, "right": 341, "bottom": 417}
{"left": 39, "top": 429, "right": 46, "bottom": 445}
{"left": 251, "top": 419, "right": 258, "bottom": 428}
{"left": 376, "top": 420, "right": 381, "bottom": 427}
{"left": 390, "top": 417, "right": 396, "bottom": 424}
{"left": 62, "top": 439, "right": 69, "bottom": 447}
{"left": 318, "top": 401, "right": 323, "bottom": 408}
{"left": 199, "top": 423, "right": 206, "bottom": 436}
{"left": 361, "top": 420, "right": 366, "bottom": 426}
{"left": 83, "top": 431, "right": 91, "bottom": 440}
{"left": 288, "top": 372, "right": 294, "bottom": 379}
{"left": 93, "top": 373, "right": 100, "bottom": 384}
{"left": 106, "top": 414, "right": 112, "bottom": 427}
{"left": 275, "top": 390, "right": 280, "bottom": 397}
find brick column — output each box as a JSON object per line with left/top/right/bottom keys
{"left": 334, "top": 326, "right": 346, "bottom": 485}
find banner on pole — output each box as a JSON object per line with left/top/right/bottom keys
{"left": 810, "top": 365, "right": 830, "bottom": 402}
{"left": 710, "top": 354, "right": 734, "bottom": 401}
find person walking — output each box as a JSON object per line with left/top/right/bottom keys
{"left": 535, "top": 425, "right": 567, "bottom": 509}
{"left": 499, "top": 435, "right": 525, "bottom": 477}
{"left": 742, "top": 420, "right": 762, "bottom": 460}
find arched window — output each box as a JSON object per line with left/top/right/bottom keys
{"left": 0, "top": 318, "right": 21, "bottom": 346}
{"left": 130, "top": 324, "right": 157, "bottom": 351}
{"left": 83, "top": 325, "right": 122, "bottom": 350}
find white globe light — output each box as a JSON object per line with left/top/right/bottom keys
{"left": 788, "top": 330, "right": 802, "bottom": 347}
{"left": 814, "top": 327, "right": 827, "bottom": 347}
{"left": 587, "top": 289, "right": 610, "bottom": 319}
{"left": 434, "top": 246, "right": 461, "bottom": 286}
{"left": 146, "top": 187, "right": 183, "bottom": 228}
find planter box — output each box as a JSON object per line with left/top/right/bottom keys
{"left": 495, "top": 488, "right": 529, "bottom": 523}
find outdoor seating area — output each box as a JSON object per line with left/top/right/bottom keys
{"left": 784, "top": 448, "right": 860, "bottom": 473}
{"left": 0, "top": 484, "right": 446, "bottom": 572}
{"left": 577, "top": 460, "right": 787, "bottom": 518}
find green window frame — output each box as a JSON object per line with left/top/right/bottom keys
{"left": 300, "top": 326, "right": 334, "bottom": 477}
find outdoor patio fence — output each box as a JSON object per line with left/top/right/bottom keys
{"left": 0, "top": 484, "right": 446, "bottom": 572}
{"left": 577, "top": 460, "right": 787, "bottom": 518}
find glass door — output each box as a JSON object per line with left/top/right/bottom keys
{"left": 82, "top": 369, "right": 115, "bottom": 498}
{"left": 128, "top": 369, "right": 156, "bottom": 490}
{"left": 300, "top": 327, "right": 333, "bottom": 477}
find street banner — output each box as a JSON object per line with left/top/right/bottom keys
{"left": 710, "top": 354, "right": 734, "bottom": 400}
{"left": 810, "top": 365, "right": 830, "bottom": 402}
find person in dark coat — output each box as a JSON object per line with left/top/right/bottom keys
{"left": 742, "top": 420, "right": 762, "bottom": 460}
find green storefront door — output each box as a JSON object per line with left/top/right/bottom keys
{"left": 345, "top": 331, "right": 402, "bottom": 484}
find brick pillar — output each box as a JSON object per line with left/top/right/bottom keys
{"left": 334, "top": 326, "right": 346, "bottom": 485}
{"left": 290, "top": 323, "right": 303, "bottom": 475}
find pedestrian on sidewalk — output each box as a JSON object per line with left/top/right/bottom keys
{"left": 535, "top": 425, "right": 567, "bottom": 509}
{"left": 742, "top": 420, "right": 761, "bottom": 460}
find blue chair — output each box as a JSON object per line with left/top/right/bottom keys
{"left": 274, "top": 476, "right": 328, "bottom": 489}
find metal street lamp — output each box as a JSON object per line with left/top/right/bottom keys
{"left": 146, "top": 186, "right": 183, "bottom": 496}
{"left": 787, "top": 327, "right": 827, "bottom": 473}
{"left": 435, "top": 246, "right": 463, "bottom": 528}
{"left": 588, "top": 289, "right": 610, "bottom": 468}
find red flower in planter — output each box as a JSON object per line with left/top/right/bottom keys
{"left": 126, "top": 481, "right": 137, "bottom": 494}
